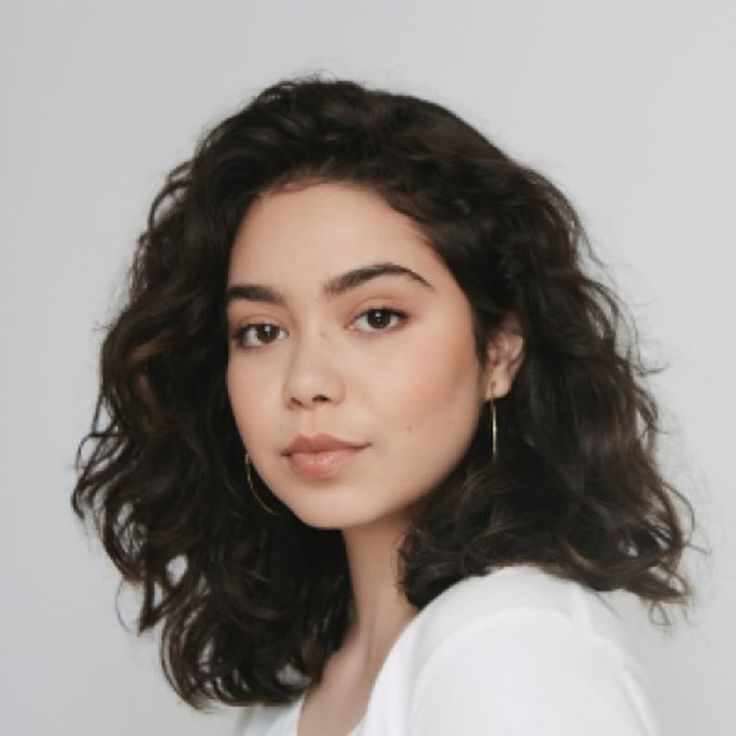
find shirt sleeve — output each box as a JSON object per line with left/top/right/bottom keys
{"left": 408, "top": 609, "right": 661, "bottom": 736}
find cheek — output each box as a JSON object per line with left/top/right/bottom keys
{"left": 363, "top": 322, "right": 483, "bottom": 505}
{"left": 225, "top": 363, "right": 243, "bottom": 432}
{"left": 374, "top": 318, "right": 481, "bottom": 432}
{"left": 225, "top": 360, "right": 263, "bottom": 440}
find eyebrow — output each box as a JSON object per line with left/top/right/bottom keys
{"left": 225, "top": 261, "right": 435, "bottom": 309}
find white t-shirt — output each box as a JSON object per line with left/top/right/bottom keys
{"left": 235, "top": 563, "right": 661, "bottom": 735}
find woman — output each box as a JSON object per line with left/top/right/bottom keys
{"left": 72, "top": 75, "right": 696, "bottom": 735}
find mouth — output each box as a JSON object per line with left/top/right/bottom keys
{"left": 287, "top": 446, "right": 368, "bottom": 480}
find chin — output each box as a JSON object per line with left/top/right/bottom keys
{"left": 286, "top": 497, "right": 384, "bottom": 530}
{"left": 292, "top": 507, "right": 366, "bottom": 530}
{"left": 297, "top": 501, "right": 411, "bottom": 534}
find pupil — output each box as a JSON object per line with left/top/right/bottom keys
{"left": 369, "top": 309, "right": 388, "bottom": 327}
{"left": 260, "top": 325, "right": 276, "bottom": 341}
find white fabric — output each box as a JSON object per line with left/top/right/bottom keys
{"left": 235, "top": 563, "right": 661, "bottom": 735}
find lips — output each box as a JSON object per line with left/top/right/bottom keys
{"left": 283, "top": 433, "right": 369, "bottom": 480}
{"left": 288, "top": 447, "right": 366, "bottom": 479}
{"left": 283, "top": 433, "right": 366, "bottom": 456}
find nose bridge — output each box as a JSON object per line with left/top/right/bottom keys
{"left": 283, "top": 319, "right": 344, "bottom": 406}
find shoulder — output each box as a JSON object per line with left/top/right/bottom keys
{"left": 412, "top": 562, "right": 634, "bottom": 661}
{"left": 404, "top": 564, "right": 660, "bottom": 735}
{"left": 232, "top": 694, "right": 303, "bottom": 736}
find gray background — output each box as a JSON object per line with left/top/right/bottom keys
{"left": 1, "top": 1, "right": 733, "bottom": 734}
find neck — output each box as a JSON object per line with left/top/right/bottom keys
{"left": 340, "top": 514, "right": 418, "bottom": 671}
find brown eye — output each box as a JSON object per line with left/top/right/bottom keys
{"left": 353, "top": 307, "right": 409, "bottom": 333}
{"left": 232, "top": 323, "right": 285, "bottom": 348}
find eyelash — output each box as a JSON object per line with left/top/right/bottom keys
{"left": 230, "top": 307, "right": 410, "bottom": 349}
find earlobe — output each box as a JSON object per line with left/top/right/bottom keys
{"left": 484, "top": 316, "right": 525, "bottom": 401}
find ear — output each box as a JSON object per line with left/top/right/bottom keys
{"left": 483, "top": 312, "right": 525, "bottom": 401}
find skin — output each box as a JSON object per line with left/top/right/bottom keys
{"left": 225, "top": 181, "right": 524, "bottom": 734}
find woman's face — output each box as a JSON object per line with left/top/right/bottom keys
{"left": 226, "top": 181, "right": 520, "bottom": 530}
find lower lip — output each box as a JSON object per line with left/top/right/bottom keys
{"left": 287, "top": 446, "right": 367, "bottom": 479}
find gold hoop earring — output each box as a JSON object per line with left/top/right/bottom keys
{"left": 245, "top": 452, "right": 280, "bottom": 516}
{"left": 490, "top": 398, "right": 498, "bottom": 465}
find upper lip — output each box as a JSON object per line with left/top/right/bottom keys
{"left": 283, "top": 433, "right": 367, "bottom": 455}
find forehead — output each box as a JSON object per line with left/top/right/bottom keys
{"left": 228, "top": 181, "right": 442, "bottom": 281}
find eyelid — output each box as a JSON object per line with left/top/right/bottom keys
{"left": 230, "top": 305, "right": 410, "bottom": 349}
{"left": 229, "top": 321, "right": 286, "bottom": 348}
{"left": 349, "top": 305, "right": 409, "bottom": 333}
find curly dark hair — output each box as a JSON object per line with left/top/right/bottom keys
{"left": 72, "top": 74, "right": 699, "bottom": 710}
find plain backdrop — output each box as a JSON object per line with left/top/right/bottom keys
{"left": 2, "top": 1, "right": 734, "bottom": 734}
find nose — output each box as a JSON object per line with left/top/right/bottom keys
{"left": 282, "top": 329, "right": 345, "bottom": 409}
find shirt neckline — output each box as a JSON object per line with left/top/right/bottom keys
{"left": 291, "top": 571, "right": 474, "bottom": 736}
{"left": 292, "top": 607, "right": 428, "bottom": 735}
{"left": 291, "top": 566, "right": 529, "bottom": 734}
